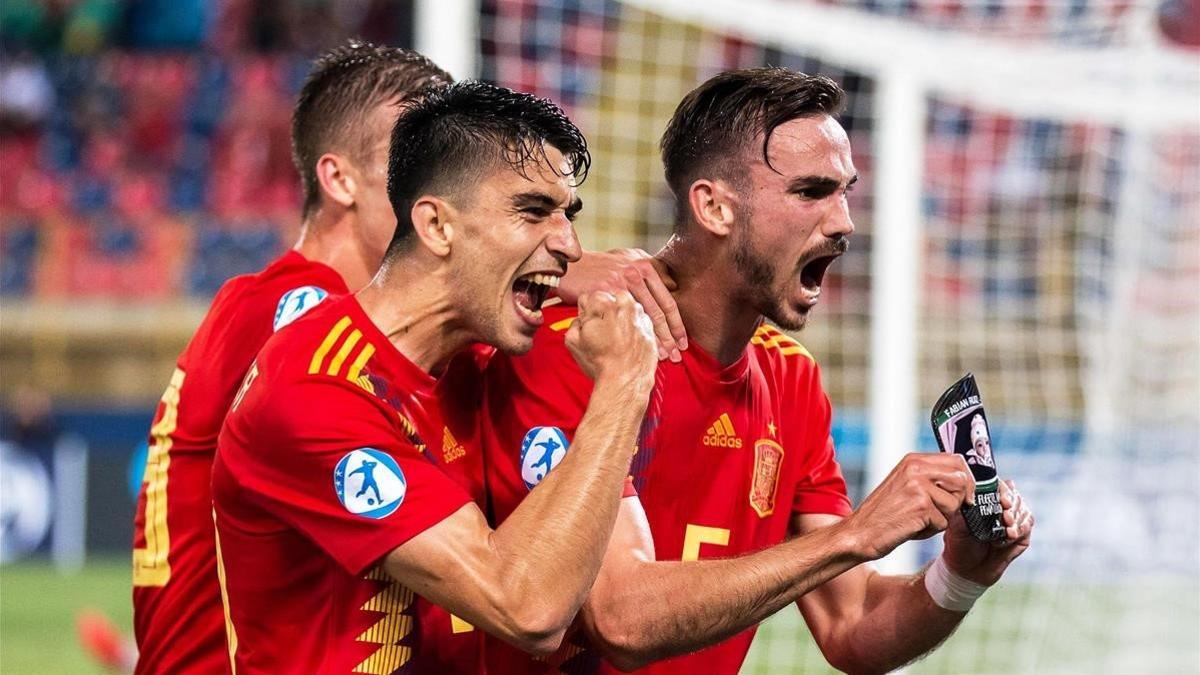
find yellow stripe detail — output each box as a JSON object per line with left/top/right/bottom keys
{"left": 346, "top": 344, "right": 376, "bottom": 382}
{"left": 213, "top": 512, "right": 239, "bottom": 674}
{"left": 326, "top": 329, "right": 363, "bottom": 376}
{"left": 752, "top": 335, "right": 794, "bottom": 349}
{"left": 355, "top": 375, "right": 376, "bottom": 394}
{"left": 309, "top": 316, "right": 353, "bottom": 374}
{"left": 706, "top": 423, "right": 719, "bottom": 436}
{"left": 450, "top": 615, "right": 475, "bottom": 633}
{"left": 755, "top": 325, "right": 781, "bottom": 339}
{"left": 355, "top": 568, "right": 415, "bottom": 674}
{"left": 751, "top": 327, "right": 813, "bottom": 360}
{"left": 779, "top": 345, "right": 814, "bottom": 360}
{"left": 549, "top": 317, "right": 576, "bottom": 332}
{"left": 133, "top": 368, "right": 184, "bottom": 587}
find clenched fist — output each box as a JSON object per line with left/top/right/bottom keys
{"left": 845, "top": 453, "right": 976, "bottom": 561}
{"left": 565, "top": 290, "right": 658, "bottom": 397}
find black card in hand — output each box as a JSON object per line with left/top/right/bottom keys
{"left": 930, "top": 374, "right": 1005, "bottom": 542}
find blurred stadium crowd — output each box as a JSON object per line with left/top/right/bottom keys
{"left": 0, "top": 0, "right": 416, "bottom": 299}
{"left": 2, "top": 0, "right": 1190, "bottom": 303}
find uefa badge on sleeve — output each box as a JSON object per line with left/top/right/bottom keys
{"left": 333, "top": 448, "right": 406, "bottom": 519}
{"left": 274, "top": 286, "right": 329, "bottom": 331}
{"left": 520, "top": 426, "right": 570, "bottom": 490}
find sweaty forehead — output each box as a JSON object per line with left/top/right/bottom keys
{"left": 479, "top": 143, "right": 577, "bottom": 203}
{"left": 760, "top": 115, "right": 855, "bottom": 181}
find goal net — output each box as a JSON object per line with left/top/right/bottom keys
{"left": 476, "top": 0, "right": 1199, "bottom": 671}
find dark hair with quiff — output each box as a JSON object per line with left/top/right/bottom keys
{"left": 660, "top": 68, "right": 846, "bottom": 226}
{"left": 292, "top": 39, "right": 453, "bottom": 216}
{"left": 384, "top": 80, "right": 590, "bottom": 259}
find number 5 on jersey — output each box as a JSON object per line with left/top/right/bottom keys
{"left": 682, "top": 524, "right": 730, "bottom": 561}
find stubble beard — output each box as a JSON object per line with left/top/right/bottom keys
{"left": 732, "top": 228, "right": 809, "bottom": 332}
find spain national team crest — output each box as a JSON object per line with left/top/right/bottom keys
{"left": 334, "top": 448, "right": 406, "bottom": 519}
{"left": 750, "top": 439, "right": 784, "bottom": 517}
{"left": 520, "top": 426, "right": 570, "bottom": 490}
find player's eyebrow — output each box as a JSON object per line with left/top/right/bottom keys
{"left": 788, "top": 174, "right": 858, "bottom": 192}
{"left": 512, "top": 191, "right": 581, "bottom": 219}
{"left": 512, "top": 191, "right": 559, "bottom": 210}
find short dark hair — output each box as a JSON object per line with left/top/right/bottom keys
{"left": 384, "top": 80, "right": 590, "bottom": 256}
{"left": 292, "top": 39, "right": 453, "bottom": 217}
{"left": 660, "top": 68, "right": 845, "bottom": 221}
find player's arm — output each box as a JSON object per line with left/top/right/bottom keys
{"left": 794, "top": 479, "right": 1034, "bottom": 674}
{"left": 579, "top": 497, "right": 861, "bottom": 670}
{"left": 384, "top": 290, "right": 658, "bottom": 656}
{"left": 578, "top": 452, "right": 982, "bottom": 670}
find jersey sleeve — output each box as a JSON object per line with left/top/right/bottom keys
{"left": 235, "top": 377, "right": 472, "bottom": 575}
{"left": 790, "top": 367, "right": 853, "bottom": 518}
{"left": 482, "top": 311, "right": 639, "bottom": 499}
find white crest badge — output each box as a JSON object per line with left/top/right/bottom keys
{"left": 333, "top": 448, "right": 406, "bottom": 519}
{"left": 520, "top": 426, "right": 569, "bottom": 490}
{"left": 274, "top": 286, "right": 329, "bottom": 331}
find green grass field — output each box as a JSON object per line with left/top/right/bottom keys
{"left": 1, "top": 557, "right": 132, "bottom": 674}
{"left": 3, "top": 557, "right": 1196, "bottom": 673}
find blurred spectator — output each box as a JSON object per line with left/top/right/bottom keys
{"left": 0, "top": 53, "right": 55, "bottom": 132}
{"left": 1, "top": 384, "right": 59, "bottom": 453}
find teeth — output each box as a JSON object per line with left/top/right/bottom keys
{"left": 527, "top": 273, "right": 560, "bottom": 288}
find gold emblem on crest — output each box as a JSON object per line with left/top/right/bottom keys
{"left": 750, "top": 439, "right": 784, "bottom": 517}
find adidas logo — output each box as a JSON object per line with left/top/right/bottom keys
{"left": 702, "top": 413, "right": 743, "bottom": 448}
{"left": 442, "top": 427, "right": 466, "bottom": 463}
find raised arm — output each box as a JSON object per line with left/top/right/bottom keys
{"left": 384, "top": 290, "right": 658, "bottom": 656}
{"left": 579, "top": 452, "right": 985, "bottom": 670}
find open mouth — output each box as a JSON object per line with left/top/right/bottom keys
{"left": 799, "top": 254, "right": 840, "bottom": 293}
{"left": 512, "top": 272, "right": 561, "bottom": 326}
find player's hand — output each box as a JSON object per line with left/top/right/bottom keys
{"left": 942, "top": 479, "right": 1034, "bottom": 586}
{"left": 559, "top": 248, "right": 686, "bottom": 362}
{"left": 843, "top": 453, "right": 976, "bottom": 561}
{"left": 565, "top": 290, "right": 658, "bottom": 396}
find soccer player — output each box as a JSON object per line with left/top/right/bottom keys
{"left": 130, "top": 41, "right": 453, "bottom": 674}
{"left": 478, "top": 68, "right": 1035, "bottom": 673}
{"left": 211, "top": 80, "right": 660, "bottom": 673}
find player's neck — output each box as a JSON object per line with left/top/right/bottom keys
{"left": 354, "top": 258, "right": 473, "bottom": 375}
{"left": 293, "top": 209, "right": 378, "bottom": 292}
{"left": 657, "top": 238, "right": 762, "bottom": 367}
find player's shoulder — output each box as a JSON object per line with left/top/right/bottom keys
{"left": 259, "top": 296, "right": 377, "bottom": 386}
{"left": 749, "top": 323, "right": 820, "bottom": 379}
{"left": 214, "top": 252, "right": 343, "bottom": 329}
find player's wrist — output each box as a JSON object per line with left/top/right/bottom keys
{"left": 923, "top": 554, "right": 988, "bottom": 613}
{"left": 833, "top": 514, "right": 892, "bottom": 563}
{"left": 591, "top": 372, "right": 654, "bottom": 404}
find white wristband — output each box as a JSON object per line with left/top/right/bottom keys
{"left": 923, "top": 555, "right": 988, "bottom": 612}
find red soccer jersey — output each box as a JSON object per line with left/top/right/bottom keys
{"left": 212, "top": 294, "right": 489, "bottom": 674}
{"left": 132, "top": 250, "right": 347, "bottom": 674}
{"left": 480, "top": 305, "right": 853, "bottom": 674}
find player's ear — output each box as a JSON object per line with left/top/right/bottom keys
{"left": 315, "top": 153, "right": 357, "bottom": 209}
{"left": 409, "top": 196, "right": 454, "bottom": 257}
{"left": 687, "top": 178, "right": 736, "bottom": 237}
